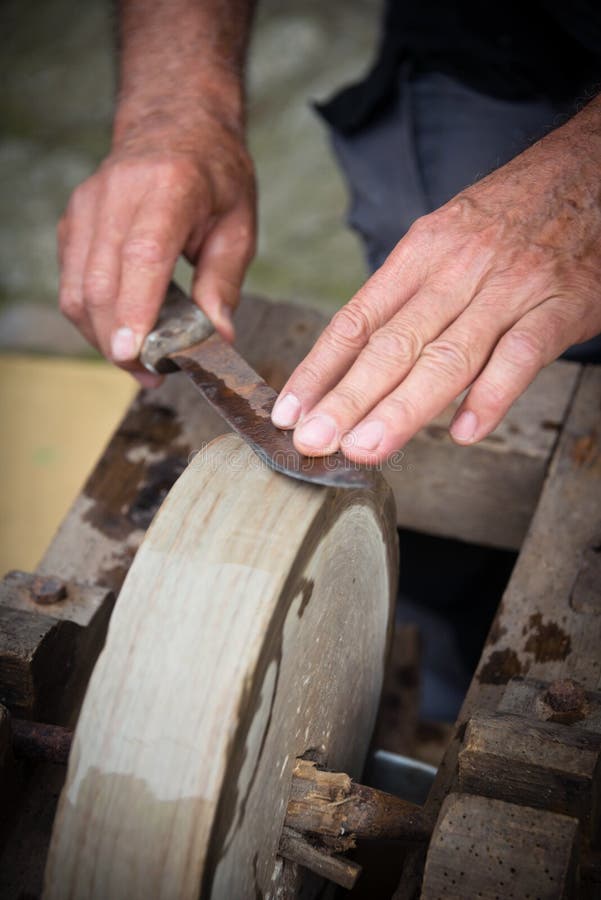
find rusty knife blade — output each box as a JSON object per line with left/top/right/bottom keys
{"left": 169, "top": 335, "right": 374, "bottom": 489}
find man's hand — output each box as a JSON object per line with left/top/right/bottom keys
{"left": 58, "top": 0, "right": 255, "bottom": 386}
{"left": 272, "top": 96, "right": 601, "bottom": 462}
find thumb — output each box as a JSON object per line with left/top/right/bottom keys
{"left": 190, "top": 205, "right": 256, "bottom": 343}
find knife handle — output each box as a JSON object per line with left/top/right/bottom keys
{"left": 140, "top": 282, "right": 215, "bottom": 373}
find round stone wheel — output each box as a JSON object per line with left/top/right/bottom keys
{"left": 44, "top": 434, "right": 398, "bottom": 899}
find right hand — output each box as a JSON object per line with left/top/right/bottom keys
{"left": 58, "top": 107, "right": 256, "bottom": 385}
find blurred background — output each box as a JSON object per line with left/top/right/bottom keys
{"left": 0, "top": 0, "right": 380, "bottom": 572}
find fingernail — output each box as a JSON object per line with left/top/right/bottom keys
{"left": 272, "top": 393, "right": 301, "bottom": 429}
{"left": 344, "top": 420, "right": 384, "bottom": 452}
{"left": 295, "top": 414, "right": 337, "bottom": 450}
{"left": 111, "top": 327, "right": 142, "bottom": 362}
{"left": 450, "top": 410, "right": 478, "bottom": 443}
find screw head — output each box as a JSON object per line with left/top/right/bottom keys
{"left": 31, "top": 575, "right": 67, "bottom": 605}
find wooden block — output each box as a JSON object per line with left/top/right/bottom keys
{"left": 0, "top": 607, "right": 79, "bottom": 720}
{"left": 458, "top": 711, "right": 601, "bottom": 842}
{"left": 421, "top": 793, "right": 579, "bottom": 900}
{"left": 500, "top": 676, "right": 601, "bottom": 732}
{"left": 0, "top": 572, "right": 115, "bottom": 726}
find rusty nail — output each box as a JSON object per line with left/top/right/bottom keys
{"left": 544, "top": 679, "right": 586, "bottom": 714}
{"left": 30, "top": 575, "right": 67, "bottom": 605}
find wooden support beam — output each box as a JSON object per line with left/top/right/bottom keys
{"left": 396, "top": 366, "right": 601, "bottom": 898}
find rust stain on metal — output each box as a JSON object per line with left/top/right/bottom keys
{"left": 478, "top": 648, "right": 524, "bottom": 685}
{"left": 546, "top": 679, "right": 586, "bottom": 713}
{"left": 171, "top": 334, "right": 374, "bottom": 489}
{"left": 536, "top": 678, "right": 588, "bottom": 725}
{"left": 30, "top": 575, "right": 67, "bottom": 605}
{"left": 524, "top": 612, "right": 572, "bottom": 662}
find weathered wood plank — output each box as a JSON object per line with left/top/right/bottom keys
{"left": 396, "top": 366, "right": 601, "bottom": 898}
{"left": 421, "top": 793, "right": 579, "bottom": 900}
{"left": 457, "top": 710, "right": 601, "bottom": 842}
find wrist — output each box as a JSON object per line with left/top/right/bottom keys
{"left": 113, "top": 69, "right": 245, "bottom": 150}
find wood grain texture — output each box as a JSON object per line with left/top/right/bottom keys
{"left": 396, "top": 366, "right": 601, "bottom": 898}
{"left": 44, "top": 434, "right": 397, "bottom": 900}
{"left": 0, "top": 607, "right": 79, "bottom": 720}
{"left": 421, "top": 793, "right": 579, "bottom": 900}
{"left": 457, "top": 711, "right": 601, "bottom": 842}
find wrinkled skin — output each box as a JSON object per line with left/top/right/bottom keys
{"left": 58, "top": 105, "right": 256, "bottom": 387}
{"left": 271, "top": 98, "right": 601, "bottom": 461}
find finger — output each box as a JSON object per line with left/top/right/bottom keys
{"left": 190, "top": 203, "right": 256, "bottom": 343}
{"left": 337, "top": 310, "right": 503, "bottom": 464}
{"left": 271, "top": 233, "right": 429, "bottom": 429}
{"left": 291, "top": 282, "right": 469, "bottom": 456}
{"left": 58, "top": 185, "right": 99, "bottom": 350}
{"left": 82, "top": 181, "right": 140, "bottom": 359}
{"left": 449, "top": 299, "right": 579, "bottom": 445}
{"left": 109, "top": 191, "right": 201, "bottom": 368}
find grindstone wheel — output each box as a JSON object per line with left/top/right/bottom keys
{"left": 44, "top": 434, "right": 398, "bottom": 899}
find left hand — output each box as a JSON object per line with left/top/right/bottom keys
{"left": 271, "top": 97, "right": 601, "bottom": 464}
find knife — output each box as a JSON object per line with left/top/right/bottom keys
{"left": 140, "top": 282, "right": 373, "bottom": 489}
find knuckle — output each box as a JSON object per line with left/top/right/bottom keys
{"left": 83, "top": 269, "right": 114, "bottom": 308}
{"left": 380, "top": 392, "right": 419, "bottom": 428}
{"left": 476, "top": 377, "right": 508, "bottom": 415}
{"left": 152, "top": 157, "right": 198, "bottom": 191}
{"left": 327, "top": 383, "right": 366, "bottom": 418}
{"left": 122, "top": 235, "right": 168, "bottom": 267}
{"left": 68, "top": 179, "right": 94, "bottom": 213}
{"left": 291, "top": 358, "right": 324, "bottom": 392}
{"left": 328, "top": 304, "right": 373, "bottom": 348}
{"left": 500, "top": 327, "right": 545, "bottom": 367}
{"left": 366, "top": 327, "right": 421, "bottom": 369}
{"left": 59, "top": 287, "right": 83, "bottom": 322}
{"left": 420, "top": 337, "right": 472, "bottom": 377}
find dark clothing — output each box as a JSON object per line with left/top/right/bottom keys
{"left": 319, "top": 1, "right": 601, "bottom": 135}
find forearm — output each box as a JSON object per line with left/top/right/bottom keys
{"left": 113, "top": 0, "right": 256, "bottom": 146}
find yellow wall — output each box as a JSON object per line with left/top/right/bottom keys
{"left": 0, "top": 355, "right": 136, "bottom": 574}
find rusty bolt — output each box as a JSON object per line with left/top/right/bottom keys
{"left": 30, "top": 575, "right": 67, "bottom": 605}
{"left": 544, "top": 679, "right": 586, "bottom": 714}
